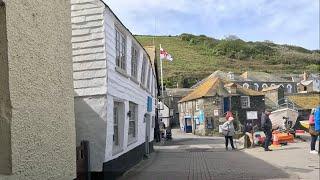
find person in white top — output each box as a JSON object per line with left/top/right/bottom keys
{"left": 222, "top": 117, "right": 236, "bottom": 150}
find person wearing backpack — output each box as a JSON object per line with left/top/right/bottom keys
{"left": 314, "top": 106, "right": 320, "bottom": 154}
{"left": 261, "top": 109, "right": 273, "bottom": 151}
{"left": 222, "top": 116, "right": 236, "bottom": 150}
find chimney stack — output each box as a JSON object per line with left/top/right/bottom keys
{"left": 303, "top": 71, "right": 308, "bottom": 81}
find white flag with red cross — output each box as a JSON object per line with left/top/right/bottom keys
{"left": 160, "top": 48, "right": 173, "bottom": 61}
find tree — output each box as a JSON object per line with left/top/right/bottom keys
{"left": 224, "top": 35, "right": 240, "bottom": 41}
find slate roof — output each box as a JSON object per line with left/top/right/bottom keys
{"left": 240, "top": 71, "right": 291, "bottom": 82}
{"left": 298, "top": 80, "right": 313, "bottom": 86}
{"left": 262, "top": 85, "right": 283, "bottom": 92}
{"left": 191, "top": 70, "right": 245, "bottom": 88}
{"left": 179, "top": 77, "right": 263, "bottom": 103}
{"left": 166, "top": 88, "right": 193, "bottom": 97}
{"left": 287, "top": 93, "right": 320, "bottom": 109}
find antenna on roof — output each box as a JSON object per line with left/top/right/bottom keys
{"left": 153, "top": 16, "right": 156, "bottom": 46}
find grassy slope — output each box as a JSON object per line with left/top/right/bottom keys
{"left": 136, "top": 35, "right": 319, "bottom": 87}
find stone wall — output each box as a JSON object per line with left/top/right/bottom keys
{"left": 0, "top": 2, "right": 11, "bottom": 174}
{"left": 0, "top": 0, "right": 76, "bottom": 179}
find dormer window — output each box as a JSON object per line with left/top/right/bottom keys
{"left": 228, "top": 72, "right": 235, "bottom": 80}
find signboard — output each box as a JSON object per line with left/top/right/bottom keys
{"left": 199, "top": 110, "right": 205, "bottom": 124}
{"left": 147, "top": 96, "right": 152, "bottom": 112}
{"left": 214, "top": 109, "right": 219, "bottom": 116}
{"left": 246, "top": 111, "right": 258, "bottom": 120}
{"left": 195, "top": 118, "right": 200, "bottom": 125}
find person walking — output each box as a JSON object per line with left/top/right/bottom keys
{"left": 222, "top": 116, "right": 236, "bottom": 150}
{"left": 159, "top": 119, "right": 166, "bottom": 140}
{"left": 309, "top": 108, "right": 319, "bottom": 154}
{"left": 261, "top": 109, "right": 273, "bottom": 151}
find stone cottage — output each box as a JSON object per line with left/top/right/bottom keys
{"left": 297, "top": 72, "right": 320, "bottom": 93}
{"left": 0, "top": 0, "right": 76, "bottom": 179}
{"left": 71, "top": 0, "right": 158, "bottom": 178}
{"left": 163, "top": 88, "right": 193, "bottom": 127}
{"left": 262, "top": 85, "right": 285, "bottom": 108}
{"left": 178, "top": 77, "right": 265, "bottom": 136}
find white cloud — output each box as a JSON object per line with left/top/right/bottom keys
{"left": 103, "top": 0, "right": 319, "bottom": 49}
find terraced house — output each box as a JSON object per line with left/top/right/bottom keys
{"left": 71, "top": 0, "right": 158, "bottom": 178}
{"left": 178, "top": 77, "right": 265, "bottom": 136}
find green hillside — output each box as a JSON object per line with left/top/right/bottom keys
{"left": 136, "top": 34, "right": 320, "bottom": 88}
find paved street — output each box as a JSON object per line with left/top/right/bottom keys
{"left": 119, "top": 129, "right": 319, "bottom": 180}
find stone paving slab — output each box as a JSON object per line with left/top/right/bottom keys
{"left": 118, "top": 130, "right": 318, "bottom": 180}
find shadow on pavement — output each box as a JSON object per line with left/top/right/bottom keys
{"left": 119, "top": 142, "right": 294, "bottom": 180}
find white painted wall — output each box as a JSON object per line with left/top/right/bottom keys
{"left": 313, "top": 79, "right": 320, "bottom": 92}
{"left": 72, "top": 0, "right": 157, "bottom": 171}
{"left": 71, "top": 0, "right": 107, "bottom": 172}
{"left": 103, "top": 6, "right": 156, "bottom": 162}
{"left": 159, "top": 101, "right": 170, "bottom": 127}
{"left": 71, "top": 0, "right": 107, "bottom": 97}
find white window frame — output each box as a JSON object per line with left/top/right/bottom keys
{"left": 253, "top": 83, "right": 259, "bottom": 91}
{"left": 181, "top": 103, "right": 185, "bottom": 113}
{"left": 228, "top": 72, "right": 234, "bottom": 80}
{"left": 154, "top": 80, "right": 157, "bottom": 97}
{"left": 131, "top": 45, "right": 138, "bottom": 79}
{"left": 151, "top": 76, "right": 154, "bottom": 95}
{"left": 113, "top": 102, "right": 120, "bottom": 146}
{"left": 113, "top": 101, "right": 124, "bottom": 154}
{"left": 241, "top": 96, "right": 250, "bottom": 108}
{"left": 141, "top": 56, "right": 147, "bottom": 85}
{"left": 262, "top": 83, "right": 268, "bottom": 89}
{"left": 287, "top": 84, "right": 292, "bottom": 93}
{"left": 146, "top": 66, "right": 151, "bottom": 91}
{"left": 115, "top": 27, "right": 126, "bottom": 70}
{"left": 195, "top": 100, "right": 199, "bottom": 111}
{"left": 128, "top": 102, "right": 138, "bottom": 143}
{"left": 243, "top": 83, "right": 249, "bottom": 89}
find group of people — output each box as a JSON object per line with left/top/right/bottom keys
{"left": 222, "top": 107, "right": 320, "bottom": 153}
{"left": 221, "top": 110, "right": 273, "bottom": 151}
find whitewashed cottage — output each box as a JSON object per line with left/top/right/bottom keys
{"left": 71, "top": 0, "right": 158, "bottom": 178}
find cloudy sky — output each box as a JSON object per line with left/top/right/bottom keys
{"left": 104, "top": 0, "right": 319, "bottom": 50}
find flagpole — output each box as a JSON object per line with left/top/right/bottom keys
{"left": 160, "top": 44, "right": 164, "bottom": 98}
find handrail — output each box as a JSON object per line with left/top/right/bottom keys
{"left": 272, "top": 97, "right": 298, "bottom": 111}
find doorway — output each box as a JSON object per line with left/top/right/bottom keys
{"left": 223, "top": 97, "right": 230, "bottom": 113}
{"left": 184, "top": 118, "right": 192, "bottom": 133}
{"left": 144, "top": 114, "right": 151, "bottom": 155}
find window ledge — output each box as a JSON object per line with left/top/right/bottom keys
{"left": 112, "top": 147, "right": 123, "bottom": 156}
{"left": 140, "top": 84, "right": 148, "bottom": 91}
{"left": 130, "top": 77, "right": 139, "bottom": 85}
{"left": 241, "top": 106, "right": 250, "bottom": 109}
{"left": 127, "top": 139, "right": 138, "bottom": 146}
{"left": 115, "top": 67, "right": 130, "bottom": 78}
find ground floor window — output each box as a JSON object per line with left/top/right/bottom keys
{"left": 128, "top": 102, "right": 138, "bottom": 143}
{"left": 113, "top": 101, "right": 125, "bottom": 153}
{"left": 206, "top": 117, "right": 213, "bottom": 129}
{"left": 113, "top": 102, "right": 120, "bottom": 146}
{"left": 241, "top": 96, "right": 250, "bottom": 108}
